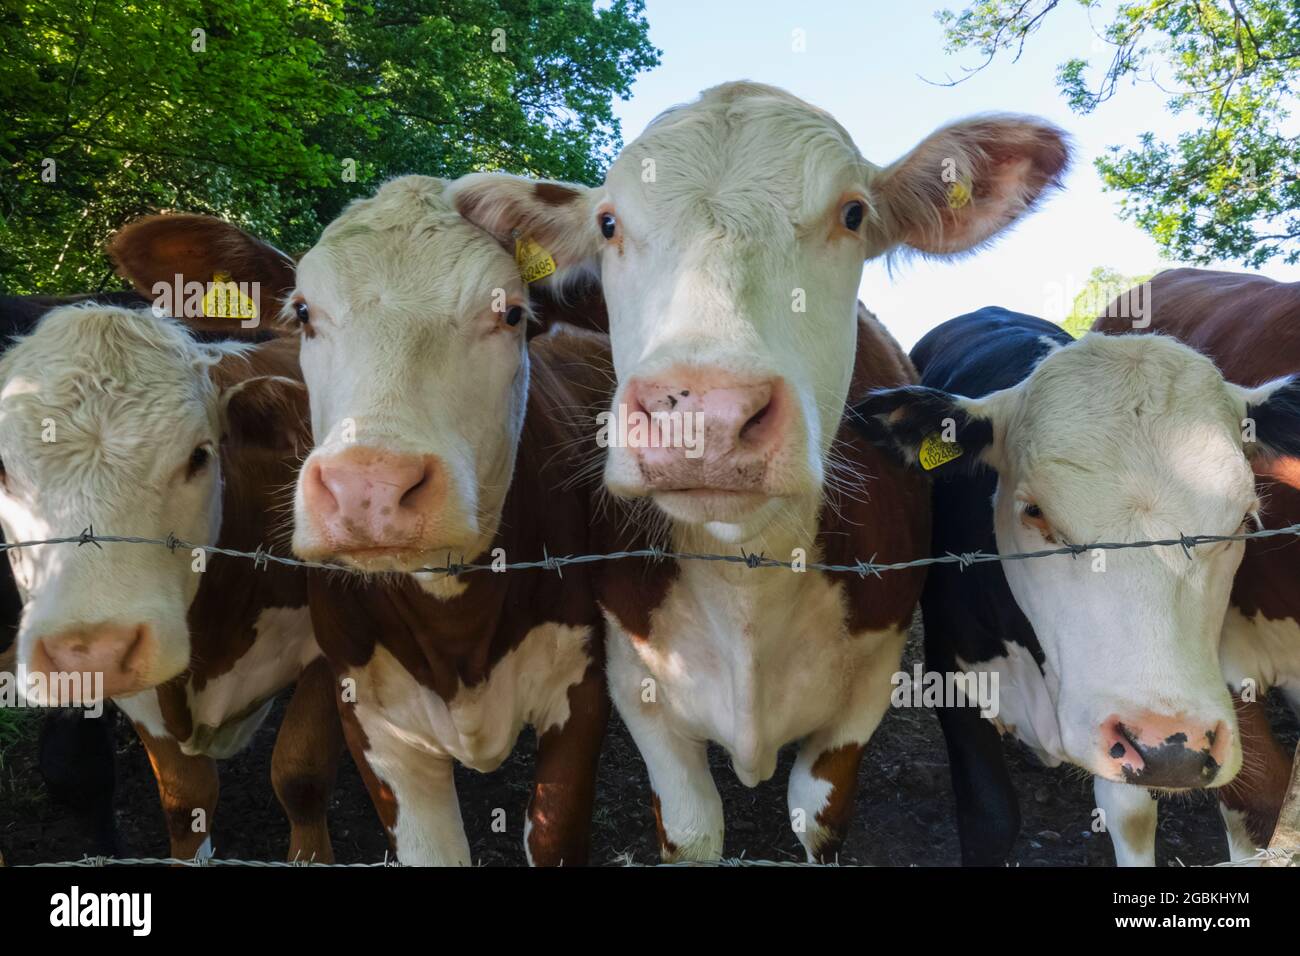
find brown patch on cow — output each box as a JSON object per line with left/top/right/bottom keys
{"left": 526, "top": 654, "right": 609, "bottom": 866}
{"left": 154, "top": 679, "right": 194, "bottom": 743}
{"left": 808, "top": 742, "right": 867, "bottom": 861}
{"left": 1220, "top": 696, "right": 1293, "bottom": 846}
{"left": 272, "top": 657, "right": 343, "bottom": 863}
{"left": 188, "top": 336, "right": 312, "bottom": 693}
{"left": 134, "top": 721, "right": 219, "bottom": 858}
{"left": 534, "top": 182, "right": 582, "bottom": 206}
{"left": 526, "top": 278, "right": 609, "bottom": 335}
{"left": 820, "top": 305, "right": 931, "bottom": 632}
{"left": 650, "top": 791, "right": 678, "bottom": 857}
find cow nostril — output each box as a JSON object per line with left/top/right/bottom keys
{"left": 400, "top": 472, "right": 430, "bottom": 509}
{"left": 739, "top": 402, "right": 770, "bottom": 441}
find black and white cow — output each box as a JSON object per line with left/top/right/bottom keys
{"left": 856, "top": 306, "right": 1300, "bottom": 866}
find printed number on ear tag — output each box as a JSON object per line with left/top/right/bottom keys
{"left": 918, "top": 432, "right": 963, "bottom": 471}
{"left": 515, "top": 236, "right": 557, "bottom": 284}
{"left": 203, "top": 272, "right": 258, "bottom": 320}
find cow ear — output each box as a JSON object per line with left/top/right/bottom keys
{"left": 219, "top": 375, "right": 310, "bottom": 456}
{"left": 108, "top": 214, "right": 297, "bottom": 337}
{"left": 850, "top": 385, "right": 999, "bottom": 474}
{"left": 449, "top": 173, "right": 602, "bottom": 284}
{"left": 1242, "top": 377, "right": 1300, "bottom": 460}
{"left": 866, "top": 116, "right": 1069, "bottom": 257}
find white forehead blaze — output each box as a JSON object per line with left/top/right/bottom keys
{"left": 295, "top": 176, "right": 524, "bottom": 335}
{"left": 999, "top": 334, "right": 1256, "bottom": 544}
{"left": 0, "top": 306, "right": 224, "bottom": 502}
{"left": 293, "top": 177, "right": 531, "bottom": 454}
{"left": 605, "top": 86, "right": 866, "bottom": 246}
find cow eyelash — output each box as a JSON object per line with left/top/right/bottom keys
{"left": 1019, "top": 500, "right": 1055, "bottom": 541}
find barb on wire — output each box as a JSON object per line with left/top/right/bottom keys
{"left": 0, "top": 522, "right": 1297, "bottom": 579}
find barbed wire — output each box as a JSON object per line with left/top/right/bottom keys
{"left": 16, "top": 847, "right": 1297, "bottom": 867}
{"left": 3, "top": 521, "right": 1299, "bottom": 580}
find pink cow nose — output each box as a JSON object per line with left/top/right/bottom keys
{"left": 31, "top": 623, "right": 155, "bottom": 701}
{"left": 302, "top": 446, "right": 441, "bottom": 549}
{"left": 622, "top": 371, "right": 785, "bottom": 490}
{"left": 1099, "top": 713, "right": 1233, "bottom": 789}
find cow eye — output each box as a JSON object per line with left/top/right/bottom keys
{"left": 842, "top": 200, "right": 865, "bottom": 232}
{"left": 1024, "top": 503, "right": 1043, "bottom": 519}
{"left": 293, "top": 300, "right": 310, "bottom": 325}
{"left": 504, "top": 305, "right": 524, "bottom": 327}
{"left": 186, "top": 444, "right": 213, "bottom": 479}
{"left": 598, "top": 212, "right": 618, "bottom": 240}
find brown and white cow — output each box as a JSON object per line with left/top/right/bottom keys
{"left": 0, "top": 296, "right": 340, "bottom": 862}
{"left": 165, "top": 175, "right": 614, "bottom": 866}
{"left": 103, "top": 194, "right": 619, "bottom": 866}
{"left": 1094, "top": 268, "right": 1300, "bottom": 861}
{"left": 450, "top": 82, "right": 1070, "bottom": 860}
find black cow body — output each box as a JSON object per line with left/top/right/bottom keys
{"left": 905, "top": 307, "right": 1072, "bottom": 865}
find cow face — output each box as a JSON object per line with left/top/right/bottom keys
{"left": 858, "top": 334, "right": 1300, "bottom": 788}
{"left": 290, "top": 176, "right": 531, "bottom": 575}
{"left": 0, "top": 306, "right": 263, "bottom": 704}
{"left": 452, "top": 82, "right": 1068, "bottom": 539}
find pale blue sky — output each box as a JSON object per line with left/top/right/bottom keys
{"left": 608, "top": 0, "right": 1300, "bottom": 347}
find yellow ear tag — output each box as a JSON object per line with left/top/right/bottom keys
{"left": 918, "top": 432, "right": 963, "bottom": 471}
{"left": 202, "top": 272, "right": 257, "bottom": 320}
{"left": 946, "top": 179, "right": 972, "bottom": 210}
{"left": 515, "top": 235, "right": 557, "bottom": 284}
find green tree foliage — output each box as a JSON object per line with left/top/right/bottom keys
{"left": 1059, "top": 265, "right": 1157, "bottom": 337}
{"left": 0, "top": 0, "right": 658, "bottom": 293}
{"left": 935, "top": 1, "right": 1300, "bottom": 266}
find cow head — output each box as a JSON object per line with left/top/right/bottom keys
{"left": 451, "top": 82, "right": 1068, "bottom": 541}
{"left": 289, "top": 176, "right": 532, "bottom": 577}
{"left": 0, "top": 305, "right": 304, "bottom": 704}
{"left": 858, "top": 334, "right": 1300, "bottom": 788}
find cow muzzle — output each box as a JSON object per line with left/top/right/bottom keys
{"left": 1098, "top": 712, "right": 1236, "bottom": 789}
{"left": 28, "top": 623, "right": 157, "bottom": 702}
{"left": 614, "top": 370, "right": 789, "bottom": 499}
{"left": 299, "top": 445, "right": 445, "bottom": 563}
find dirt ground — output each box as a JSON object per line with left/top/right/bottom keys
{"left": 1, "top": 618, "right": 1294, "bottom": 867}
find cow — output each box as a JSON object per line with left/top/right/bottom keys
{"left": 447, "top": 81, "right": 1070, "bottom": 861}
{"left": 1093, "top": 269, "right": 1300, "bottom": 862}
{"left": 0, "top": 296, "right": 341, "bottom": 862}
{"left": 855, "top": 306, "right": 1300, "bottom": 865}
{"left": 145, "top": 177, "right": 619, "bottom": 865}
{"left": 0, "top": 292, "right": 159, "bottom": 859}
{"left": 0, "top": 287, "right": 286, "bottom": 860}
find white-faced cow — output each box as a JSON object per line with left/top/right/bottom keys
{"left": 1094, "top": 269, "right": 1300, "bottom": 862}
{"left": 0, "top": 294, "right": 341, "bottom": 862}
{"left": 449, "top": 82, "right": 1069, "bottom": 861}
{"left": 856, "top": 306, "right": 1300, "bottom": 866}
{"left": 261, "top": 175, "right": 614, "bottom": 867}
